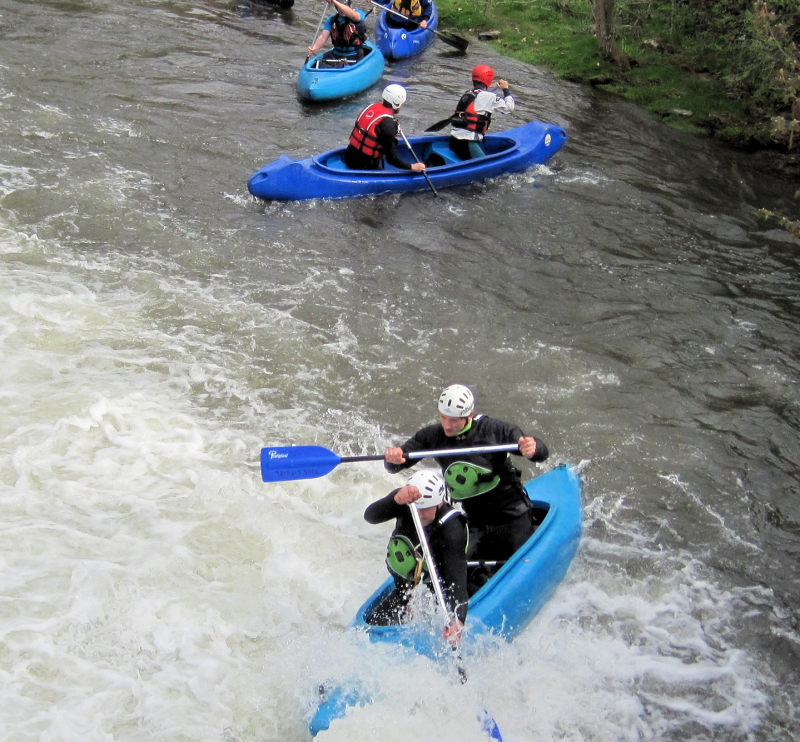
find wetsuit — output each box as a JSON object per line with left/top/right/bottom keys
{"left": 363, "top": 494, "right": 468, "bottom": 625}
{"left": 384, "top": 414, "right": 548, "bottom": 566}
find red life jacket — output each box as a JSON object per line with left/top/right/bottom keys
{"left": 329, "top": 14, "right": 367, "bottom": 50}
{"left": 452, "top": 89, "right": 491, "bottom": 135}
{"left": 348, "top": 102, "right": 396, "bottom": 160}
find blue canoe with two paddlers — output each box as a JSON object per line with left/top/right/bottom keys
{"left": 308, "top": 463, "right": 583, "bottom": 736}
{"left": 247, "top": 119, "right": 567, "bottom": 201}
{"left": 297, "top": 41, "right": 385, "bottom": 102}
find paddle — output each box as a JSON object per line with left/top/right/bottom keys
{"left": 408, "top": 504, "right": 464, "bottom": 662}
{"left": 306, "top": 3, "right": 329, "bottom": 63}
{"left": 260, "top": 442, "right": 520, "bottom": 482}
{"left": 398, "top": 126, "right": 437, "bottom": 196}
{"left": 425, "top": 116, "right": 454, "bottom": 133}
{"left": 369, "top": 1, "right": 469, "bottom": 52}
{"left": 408, "top": 504, "right": 504, "bottom": 739}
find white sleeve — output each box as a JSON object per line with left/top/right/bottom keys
{"left": 475, "top": 89, "right": 515, "bottom": 115}
{"left": 493, "top": 91, "right": 515, "bottom": 114}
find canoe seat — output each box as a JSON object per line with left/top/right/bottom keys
{"left": 424, "top": 139, "right": 463, "bottom": 168}
{"left": 323, "top": 153, "right": 348, "bottom": 171}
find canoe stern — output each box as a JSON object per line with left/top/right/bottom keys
{"left": 247, "top": 154, "right": 310, "bottom": 200}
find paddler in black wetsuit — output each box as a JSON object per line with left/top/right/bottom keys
{"left": 363, "top": 469, "right": 468, "bottom": 647}
{"left": 384, "top": 383, "right": 548, "bottom": 590}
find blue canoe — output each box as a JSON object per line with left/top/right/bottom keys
{"left": 374, "top": 1, "right": 439, "bottom": 60}
{"left": 297, "top": 41, "right": 385, "bottom": 102}
{"left": 309, "top": 464, "right": 582, "bottom": 736}
{"left": 248, "top": 119, "right": 567, "bottom": 201}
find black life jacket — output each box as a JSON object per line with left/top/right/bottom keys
{"left": 330, "top": 13, "right": 367, "bottom": 50}
{"left": 452, "top": 89, "right": 491, "bottom": 135}
{"left": 348, "top": 102, "right": 395, "bottom": 160}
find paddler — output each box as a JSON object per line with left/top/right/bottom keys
{"left": 384, "top": 384, "right": 548, "bottom": 591}
{"left": 448, "top": 64, "right": 516, "bottom": 160}
{"left": 344, "top": 84, "right": 427, "bottom": 173}
{"left": 307, "top": 0, "right": 368, "bottom": 68}
{"left": 363, "top": 469, "right": 468, "bottom": 647}
{"left": 384, "top": 0, "right": 433, "bottom": 31}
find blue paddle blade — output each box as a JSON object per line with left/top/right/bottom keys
{"left": 479, "top": 708, "right": 503, "bottom": 741}
{"left": 260, "top": 445, "right": 342, "bottom": 482}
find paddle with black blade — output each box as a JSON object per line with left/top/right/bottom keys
{"left": 260, "top": 442, "right": 520, "bottom": 482}
{"left": 398, "top": 126, "right": 437, "bottom": 197}
{"left": 408, "top": 503, "right": 504, "bottom": 740}
{"left": 425, "top": 116, "right": 454, "bottom": 132}
{"left": 369, "top": 1, "right": 469, "bottom": 52}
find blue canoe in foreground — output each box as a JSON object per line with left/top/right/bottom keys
{"left": 248, "top": 119, "right": 567, "bottom": 201}
{"left": 374, "top": 1, "right": 438, "bottom": 60}
{"left": 297, "top": 41, "right": 385, "bottom": 102}
{"left": 309, "top": 464, "right": 582, "bottom": 736}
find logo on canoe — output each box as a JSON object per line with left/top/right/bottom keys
{"left": 267, "top": 450, "right": 289, "bottom": 459}
{"left": 545, "top": 133, "right": 552, "bottom": 146}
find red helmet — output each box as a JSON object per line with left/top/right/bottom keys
{"left": 471, "top": 64, "right": 494, "bottom": 88}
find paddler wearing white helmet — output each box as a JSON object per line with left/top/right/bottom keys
{"left": 383, "top": 383, "right": 549, "bottom": 588}
{"left": 344, "top": 84, "right": 428, "bottom": 172}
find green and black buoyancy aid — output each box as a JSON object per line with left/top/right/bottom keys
{"left": 444, "top": 460, "right": 501, "bottom": 500}
{"left": 385, "top": 508, "right": 466, "bottom": 580}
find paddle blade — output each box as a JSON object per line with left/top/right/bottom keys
{"left": 435, "top": 29, "right": 469, "bottom": 52}
{"left": 478, "top": 708, "right": 503, "bottom": 740}
{"left": 260, "top": 445, "right": 341, "bottom": 482}
{"left": 425, "top": 116, "right": 453, "bottom": 132}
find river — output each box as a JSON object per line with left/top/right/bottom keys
{"left": 1, "top": 1, "right": 798, "bottom": 740}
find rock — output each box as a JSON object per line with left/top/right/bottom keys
{"left": 478, "top": 30, "right": 501, "bottom": 40}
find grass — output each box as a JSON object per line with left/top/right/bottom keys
{"left": 434, "top": 0, "right": 753, "bottom": 140}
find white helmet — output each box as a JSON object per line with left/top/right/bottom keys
{"left": 382, "top": 83, "right": 407, "bottom": 110}
{"left": 438, "top": 384, "right": 475, "bottom": 418}
{"left": 407, "top": 470, "right": 447, "bottom": 509}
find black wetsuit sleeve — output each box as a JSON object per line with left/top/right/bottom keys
{"left": 376, "top": 117, "right": 412, "bottom": 170}
{"left": 434, "top": 516, "right": 469, "bottom": 622}
{"left": 383, "top": 423, "right": 445, "bottom": 474}
{"left": 364, "top": 490, "right": 405, "bottom": 524}
{"left": 527, "top": 435, "right": 548, "bottom": 462}
{"left": 478, "top": 416, "right": 549, "bottom": 463}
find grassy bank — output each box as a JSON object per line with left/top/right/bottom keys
{"left": 432, "top": 0, "right": 799, "bottom": 235}
{"left": 435, "top": 0, "right": 756, "bottom": 140}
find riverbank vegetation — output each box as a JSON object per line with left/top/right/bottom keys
{"left": 434, "top": 0, "right": 798, "bottom": 233}
{"left": 436, "top": 0, "right": 799, "bottom": 151}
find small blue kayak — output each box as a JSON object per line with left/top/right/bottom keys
{"left": 297, "top": 41, "right": 385, "bottom": 102}
{"left": 248, "top": 119, "right": 567, "bottom": 201}
{"left": 374, "top": 1, "right": 438, "bottom": 60}
{"left": 309, "top": 464, "right": 582, "bottom": 736}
